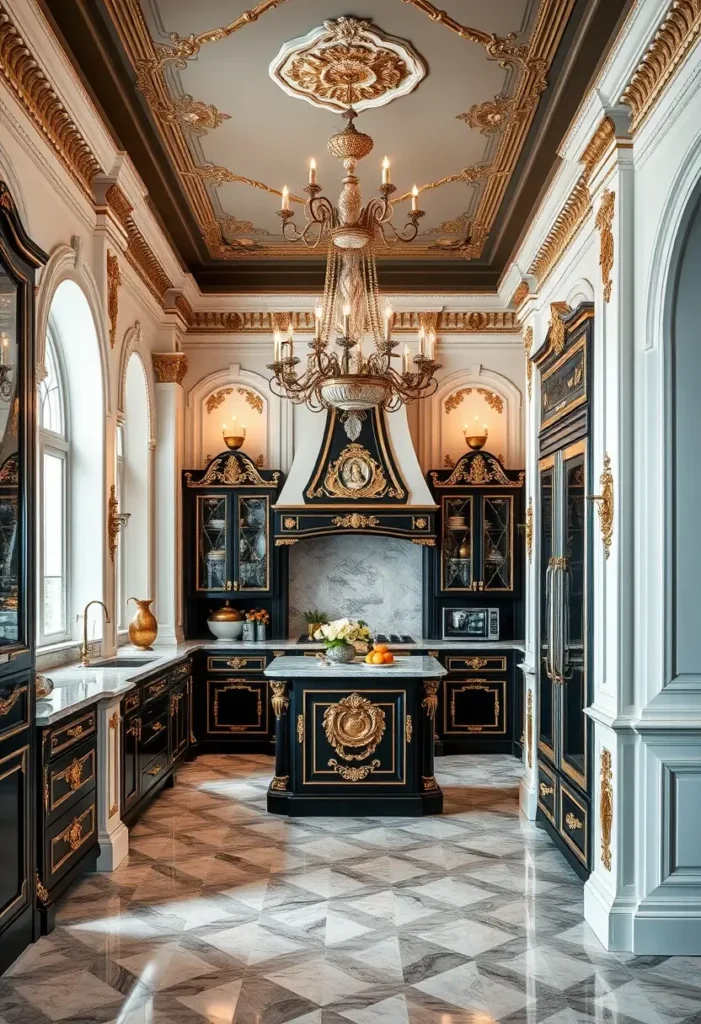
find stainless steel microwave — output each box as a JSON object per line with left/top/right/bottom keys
{"left": 442, "top": 607, "right": 500, "bottom": 641}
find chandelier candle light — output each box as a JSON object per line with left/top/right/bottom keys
{"left": 267, "top": 106, "right": 440, "bottom": 440}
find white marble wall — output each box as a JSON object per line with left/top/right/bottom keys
{"left": 288, "top": 536, "right": 423, "bottom": 638}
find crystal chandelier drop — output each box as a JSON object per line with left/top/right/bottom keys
{"left": 267, "top": 108, "right": 440, "bottom": 440}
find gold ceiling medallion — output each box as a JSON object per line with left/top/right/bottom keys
{"left": 525, "top": 498, "right": 533, "bottom": 563}
{"left": 323, "top": 693, "right": 386, "bottom": 761}
{"left": 269, "top": 18, "right": 426, "bottom": 113}
{"left": 309, "top": 443, "right": 404, "bottom": 501}
{"left": 152, "top": 352, "right": 188, "bottom": 384}
{"left": 596, "top": 190, "right": 615, "bottom": 303}
{"left": 159, "top": 95, "right": 231, "bottom": 136}
{"left": 590, "top": 453, "right": 614, "bottom": 558}
{"left": 205, "top": 387, "right": 264, "bottom": 415}
{"left": 600, "top": 748, "right": 613, "bottom": 871}
{"left": 524, "top": 325, "right": 533, "bottom": 400}
{"left": 106, "top": 250, "right": 120, "bottom": 349}
{"left": 548, "top": 303, "right": 571, "bottom": 355}
{"left": 444, "top": 388, "right": 504, "bottom": 415}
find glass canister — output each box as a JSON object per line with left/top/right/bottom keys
{"left": 242, "top": 620, "right": 256, "bottom": 643}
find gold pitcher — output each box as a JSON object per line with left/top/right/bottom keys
{"left": 127, "top": 598, "right": 158, "bottom": 649}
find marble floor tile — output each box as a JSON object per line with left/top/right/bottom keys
{"left": 3, "top": 753, "right": 701, "bottom": 1024}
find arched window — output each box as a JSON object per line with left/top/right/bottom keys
{"left": 38, "top": 330, "right": 68, "bottom": 643}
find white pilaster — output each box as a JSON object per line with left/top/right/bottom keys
{"left": 95, "top": 696, "right": 128, "bottom": 871}
{"left": 154, "top": 381, "right": 185, "bottom": 644}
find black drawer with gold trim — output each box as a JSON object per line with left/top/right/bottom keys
{"left": 170, "top": 659, "right": 192, "bottom": 681}
{"left": 0, "top": 679, "right": 29, "bottom": 744}
{"left": 537, "top": 763, "right": 557, "bottom": 825}
{"left": 141, "top": 753, "right": 168, "bottom": 796}
{"left": 445, "top": 655, "right": 507, "bottom": 674}
{"left": 443, "top": 678, "right": 506, "bottom": 735}
{"left": 559, "top": 780, "right": 588, "bottom": 865}
{"left": 45, "top": 789, "right": 97, "bottom": 886}
{"left": 143, "top": 676, "right": 169, "bottom": 705}
{"left": 140, "top": 703, "right": 169, "bottom": 757}
{"left": 207, "top": 655, "right": 266, "bottom": 673}
{"left": 44, "top": 738, "right": 96, "bottom": 824}
{"left": 48, "top": 710, "right": 96, "bottom": 760}
{"left": 122, "top": 689, "right": 140, "bottom": 714}
{"left": 206, "top": 678, "right": 268, "bottom": 735}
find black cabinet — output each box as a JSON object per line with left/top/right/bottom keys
{"left": 429, "top": 648, "right": 519, "bottom": 755}
{"left": 37, "top": 707, "right": 99, "bottom": 934}
{"left": 534, "top": 303, "right": 594, "bottom": 878}
{"left": 193, "top": 648, "right": 276, "bottom": 753}
{"left": 0, "top": 183, "right": 47, "bottom": 971}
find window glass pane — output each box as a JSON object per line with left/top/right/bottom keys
{"left": 39, "top": 337, "right": 64, "bottom": 435}
{"left": 43, "top": 451, "right": 65, "bottom": 635}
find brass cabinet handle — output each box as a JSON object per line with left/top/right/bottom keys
{"left": 539, "top": 782, "right": 554, "bottom": 798}
{"left": 66, "top": 724, "right": 84, "bottom": 739}
{"left": 127, "top": 718, "right": 142, "bottom": 740}
{"left": 66, "top": 817, "right": 83, "bottom": 852}
{"left": 146, "top": 763, "right": 163, "bottom": 776}
{"left": 151, "top": 721, "right": 165, "bottom": 732}
{"left": 149, "top": 682, "right": 166, "bottom": 697}
{"left": 227, "top": 658, "right": 245, "bottom": 669}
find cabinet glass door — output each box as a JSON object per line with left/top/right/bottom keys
{"left": 538, "top": 460, "right": 555, "bottom": 759}
{"left": 196, "top": 494, "right": 230, "bottom": 591}
{"left": 560, "top": 442, "right": 587, "bottom": 788}
{"left": 441, "top": 496, "right": 473, "bottom": 591}
{"left": 236, "top": 494, "right": 269, "bottom": 592}
{"left": 0, "top": 272, "right": 20, "bottom": 647}
{"left": 481, "top": 495, "right": 514, "bottom": 591}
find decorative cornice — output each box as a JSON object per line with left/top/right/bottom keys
{"left": 152, "top": 352, "right": 188, "bottom": 384}
{"left": 186, "top": 309, "right": 521, "bottom": 335}
{"left": 510, "top": 280, "right": 530, "bottom": 308}
{"left": 580, "top": 116, "right": 616, "bottom": 176}
{"left": 0, "top": 5, "right": 104, "bottom": 198}
{"left": 528, "top": 178, "right": 592, "bottom": 287}
{"left": 620, "top": 0, "right": 701, "bottom": 135}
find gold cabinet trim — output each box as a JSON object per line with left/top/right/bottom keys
{"left": 50, "top": 804, "right": 96, "bottom": 874}
{"left": 206, "top": 655, "right": 266, "bottom": 673}
{"left": 446, "top": 655, "right": 506, "bottom": 673}
{"left": 49, "top": 748, "right": 96, "bottom": 812}
{"left": 558, "top": 784, "right": 588, "bottom": 865}
{"left": 443, "top": 678, "right": 506, "bottom": 735}
{"left": 49, "top": 712, "right": 96, "bottom": 756}
{"left": 206, "top": 678, "right": 267, "bottom": 734}
{"left": 537, "top": 761, "right": 557, "bottom": 826}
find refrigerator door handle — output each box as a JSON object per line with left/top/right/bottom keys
{"left": 545, "top": 560, "right": 555, "bottom": 681}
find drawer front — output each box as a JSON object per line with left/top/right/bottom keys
{"left": 141, "top": 705, "right": 169, "bottom": 757}
{"left": 45, "top": 738, "right": 96, "bottom": 820}
{"left": 0, "top": 679, "right": 29, "bottom": 744}
{"left": 537, "top": 762, "right": 556, "bottom": 825}
{"left": 141, "top": 754, "right": 168, "bottom": 795}
{"left": 143, "top": 677, "right": 169, "bottom": 705}
{"left": 46, "top": 791, "right": 97, "bottom": 884}
{"left": 299, "top": 687, "right": 407, "bottom": 788}
{"left": 207, "top": 655, "right": 266, "bottom": 673}
{"left": 122, "top": 689, "right": 140, "bottom": 715}
{"left": 48, "top": 710, "right": 96, "bottom": 759}
{"left": 445, "top": 655, "right": 507, "bottom": 674}
{"left": 560, "top": 781, "right": 588, "bottom": 865}
{"left": 206, "top": 679, "right": 268, "bottom": 735}
{"left": 443, "top": 678, "right": 506, "bottom": 734}
{"left": 171, "top": 659, "right": 192, "bottom": 682}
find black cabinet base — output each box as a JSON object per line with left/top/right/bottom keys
{"left": 536, "top": 809, "right": 589, "bottom": 881}
{"left": 0, "top": 907, "right": 33, "bottom": 977}
{"left": 267, "top": 786, "right": 443, "bottom": 817}
{"left": 37, "top": 847, "right": 99, "bottom": 936}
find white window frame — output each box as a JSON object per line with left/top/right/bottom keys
{"left": 38, "top": 330, "right": 70, "bottom": 647}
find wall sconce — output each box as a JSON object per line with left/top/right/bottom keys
{"left": 222, "top": 416, "right": 246, "bottom": 451}
{"left": 108, "top": 484, "right": 130, "bottom": 562}
{"left": 463, "top": 416, "right": 488, "bottom": 451}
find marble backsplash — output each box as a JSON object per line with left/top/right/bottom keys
{"left": 289, "top": 535, "right": 423, "bottom": 638}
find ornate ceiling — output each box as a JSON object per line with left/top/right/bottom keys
{"left": 43, "top": 0, "right": 631, "bottom": 291}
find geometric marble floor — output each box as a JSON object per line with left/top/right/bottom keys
{"left": 2, "top": 755, "right": 701, "bottom": 1024}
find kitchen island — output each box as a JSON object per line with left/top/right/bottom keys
{"left": 264, "top": 655, "right": 447, "bottom": 816}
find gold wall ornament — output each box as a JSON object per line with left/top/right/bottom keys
{"left": 406, "top": 714, "right": 413, "bottom": 743}
{"left": 270, "top": 17, "right": 426, "bottom": 113}
{"left": 565, "top": 812, "right": 583, "bottom": 831}
{"left": 328, "top": 758, "right": 381, "bottom": 781}
{"left": 444, "top": 388, "right": 504, "bottom": 415}
{"left": 590, "top": 453, "right": 614, "bottom": 558}
{"left": 206, "top": 386, "right": 264, "bottom": 415}
{"left": 297, "top": 714, "right": 304, "bottom": 743}
{"left": 186, "top": 309, "right": 520, "bottom": 335}
{"left": 596, "top": 189, "right": 615, "bottom": 303}
{"left": 600, "top": 747, "right": 613, "bottom": 871}
{"left": 108, "top": 484, "right": 130, "bottom": 562}
{"left": 524, "top": 325, "right": 533, "bottom": 400}
{"left": 512, "top": 280, "right": 530, "bottom": 309}
{"left": 185, "top": 452, "right": 278, "bottom": 488}
{"left": 323, "top": 693, "right": 386, "bottom": 761}
{"left": 457, "top": 93, "right": 516, "bottom": 135}
{"left": 422, "top": 775, "right": 439, "bottom": 791}
{"left": 271, "top": 775, "right": 289, "bottom": 791}
{"left": 620, "top": 0, "right": 701, "bottom": 134}
{"left": 270, "top": 681, "right": 289, "bottom": 720}
{"left": 526, "top": 689, "right": 533, "bottom": 768}
{"left": 435, "top": 453, "right": 518, "bottom": 488}
{"left": 422, "top": 680, "right": 439, "bottom": 718}
{"left": 309, "top": 443, "right": 404, "bottom": 501}
{"left": 548, "top": 303, "right": 571, "bottom": 355}
{"left": 106, "top": 251, "right": 120, "bottom": 349}
{"left": 331, "top": 514, "right": 381, "bottom": 529}
{"left": 160, "top": 95, "right": 231, "bottom": 136}
{"left": 525, "top": 498, "right": 533, "bottom": 563}
{"left": 152, "top": 352, "right": 188, "bottom": 384}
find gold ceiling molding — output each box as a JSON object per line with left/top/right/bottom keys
{"left": 152, "top": 352, "right": 188, "bottom": 384}
{"left": 106, "top": 250, "right": 121, "bottom": 349}
{"left": 269, "top": 17, "right": 426, "bottom": 113}
{"left": 0, "top": 5, "right": 104, "bottom": 199}
{"left": 528, "top": 178, "right": 591, "bottom": 287}
{"left": 458, "top": 94, "right": 520, "bottom": 135}
{"left": 620, "top": 0, "right": 701, "bottom": 135}
{"left": 596, "top": 189, "right": 615, "bottom": 303}
{"left": 186, "top": 309, "right": 520, "bottom": 335}
{"left": 159, "top": 95, "right": 231, "bottom": 137}
{"left": 580, "top": 116, "right": 616, "bottom": 176}
{"left": 511, "top": 280, "right": 530, "bottom": 308}
{"left": 524, "top": 325, "right": 533, "bottom": 399}
{"left": 104, "top": 184, "right": 174, "bottom": 304}
{"left": 205, "top": 387, "right": 264, "bottom": 415}
{"left": 183, "top": 164, "right": 304, "bottom": 204}
{"left": 444, "top": 388, "right": 504, "bottom": 415}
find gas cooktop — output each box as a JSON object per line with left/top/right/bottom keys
{"left": 296, "top": 633, "right": 416, "bottom": 644}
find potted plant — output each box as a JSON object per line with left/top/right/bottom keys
{"left": 314, "top": 618, "right": 371, "bottom": 664}
{"left": 302, "top": 608, "right": 329, "bottom": 640}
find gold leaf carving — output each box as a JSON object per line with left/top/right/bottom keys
{"left": 287, "top": 43, "right": 409, "bottom": 107}
{"left": 331, "top": 514, "right": 381, "bottom": 529}
{"left": 270, "top": 681, "right": 289, "bottom": 720}
{"left": 600, "top": 748, "right": 613, "bottom": 871}
{"left": 206, "top": 387, "right": 264, "bottom": 415}
{"left": 444, "top": 388, "right": 504, "bottom": 414}
{"left": 525, "top": 498, "right": 533, "bottom": 563}
{"left": 186, "top": 453, "right": 277, "bottom": 488}
{"left": 422, "top": 680, "right": 439, "bottom": 718}
{"left": 524, "top": 325, "right": 533, "bottom": 400}
{"left": 160, "top": 95, "right": 231, "bottom": 136}
{"left": 457, "top": 93, "right": 516, "bottom": 134}
{"left": 323, "top": 693, "right": 386, "bottom": 761}
{"left": 511, "top": 280, "right": 530, "bottom": 308}
{"left": 152, "top": 353, "right": 188, "bottom": 384}
{"left": 308, "top": 443, "right": 404, "bottom": 501}
{"left": 106, "top": 250, "right": 120, "bottom": 349}
{"left": 328, "top": 759, "right": 381, "bottom": 781}
{"left": 596, "top": 189, "right": 615, "bottom": 304}
{"left": 548, "top": 303, "right": 571, "bottom": 355}
{"left": 592, "top": 453, "right": 614, "bottom": 558}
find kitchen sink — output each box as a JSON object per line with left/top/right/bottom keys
{"left": 90, "top": 657, "right": 159, "bottom": 668}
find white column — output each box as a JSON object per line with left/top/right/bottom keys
{"left": 153, "top": 358, "right": 186, "bottom": 645}
{"left": 95, "top": 696, "right": 128, "bottom": 871}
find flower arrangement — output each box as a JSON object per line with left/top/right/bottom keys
{"left": 246, "top": 608, "right": 270, "bottom": 625}
{"left": 313, "top": 618, "right": 370, "bottom": 662}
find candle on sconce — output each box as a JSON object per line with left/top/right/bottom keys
{"left": 382, "top": 156, "right": 390, "bottom": 185}
{"left": 403, "top": 345, "right": 410, "bottom": 374}
{"left": 418, "top": 325, "right": 425, "bottom": 356}
{"left": 0, "top": 334, "right": 8, "bottom": 367}
{"left": 427, "top": 331, "right": 436, "bottom": 360}
{"left": 342, "top": 303, "right": 351, "bottom": 337}
{"left": 287, "top": 323, "right": 294, "bottom": 359}
{"left": 411, "top": 185, "right": 419, "bottom": 212}
{"left": 309, "top": 158, "right": 316, "bottom": 186}
{"left": 273, "top": 330, "right": 282, "bottom": 362}
{"left": 314, "top": 301, "right": 323, "bottom": 340}
{"left": 241, "top": 423, "right": 247, "bottom": 438}
{"left": 281, "top": 185, "right": 289, "bottom": 211}
{"left": 384, "top": 302, "right": 392, "bottom": 343}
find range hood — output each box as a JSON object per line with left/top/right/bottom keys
{"left": 274, "top": 406, "right": 437, "bottom": 545}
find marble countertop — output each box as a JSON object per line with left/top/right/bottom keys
{"left": 265, "top": 655, "right": 447, "bottom": 679}
{"left": 36, "top": 675, "right": 138, "bottom": 726}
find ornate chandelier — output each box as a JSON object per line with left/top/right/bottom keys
{"left": 267, "top": 107, "right": 440, "bottom": 439}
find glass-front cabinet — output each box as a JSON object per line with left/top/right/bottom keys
{"left": 195, "top": 491, "right": 271, "bottom": 594}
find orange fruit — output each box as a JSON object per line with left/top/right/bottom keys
{"left": 373, "top": 643, "right": 389, "bottom": 653}
{"left": 382, "top": 652, "right": 394, "bottom": 664}
{"left": 371, "top": 651, "right": 385, "bottom": 664}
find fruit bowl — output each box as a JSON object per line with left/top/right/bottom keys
{"left": 361, "top": 659, "right": 399, "bottom": 668}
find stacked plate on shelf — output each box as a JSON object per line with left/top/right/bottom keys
{"left": 447, "top": 515, "right": 467, "bottom": 530}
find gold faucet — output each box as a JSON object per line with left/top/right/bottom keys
{"left": 80, "top": 600, "right": 111, "bottom": 667}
